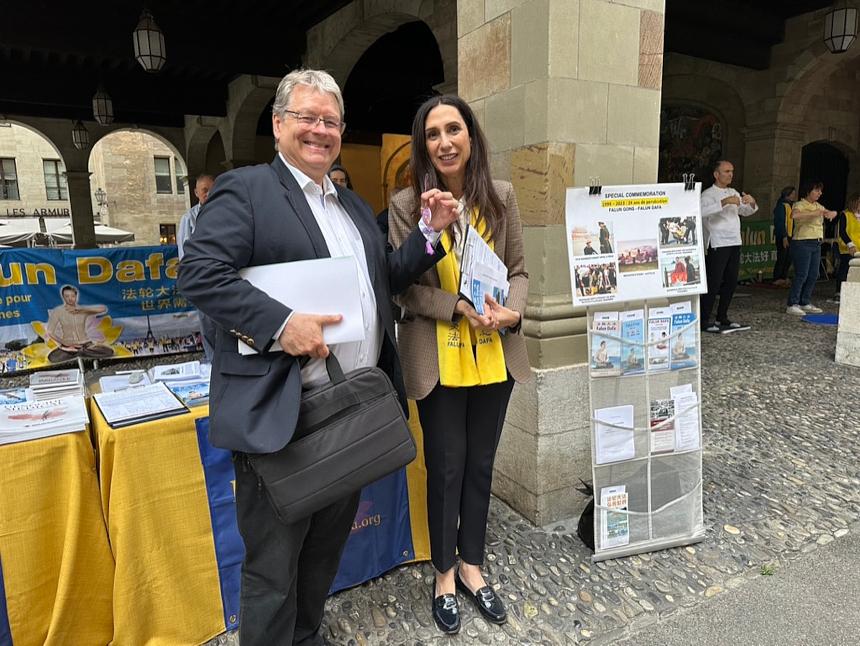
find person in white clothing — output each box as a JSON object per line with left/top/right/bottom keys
{"left": 699, "top": 160, "right": 757, "bottom": 333}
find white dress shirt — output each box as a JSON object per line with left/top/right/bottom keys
{"left": 279, "top": 154, "right": 381, "bottom": 386}
{"left": 700, "top": 185, "right": 758, "bottom": 249}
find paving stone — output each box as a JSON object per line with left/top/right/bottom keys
{"left": 118, "top": 286, "right": 854, "bottom": 646}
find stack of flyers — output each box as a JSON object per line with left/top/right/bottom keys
{"left": 591, "top": 312, "right": 621, "bottom": 377}
{"left": 649, "top": 398, "right": 676, "bottom": 454}
{"left": 600, "top": 485, "right": 630, "bottom": 549}
{"left": 620, "top": 309, "right": 645, "bottom": 376}
{"left": 647, "top": 306, "right": 671, "bottom": 371}
{"left": 670, "top": 301, "right": 697, "bottom": 370}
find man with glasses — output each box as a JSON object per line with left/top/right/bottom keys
{"left": 178, "top": 69, "right": 458, "bottom": 645}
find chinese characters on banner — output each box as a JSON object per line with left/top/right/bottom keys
{"left": 0, "top": 246, "right": 202, "bottom": 373}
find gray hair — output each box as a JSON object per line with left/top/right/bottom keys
{"left": 272, "top": 69, "right": 345, "bottom": 120}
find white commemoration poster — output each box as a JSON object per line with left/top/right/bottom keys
{"left": 565, "top": 183, "right": 708, "bottom": 307}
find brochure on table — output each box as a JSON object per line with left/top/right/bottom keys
{"left": 568, "top": 183, "right": 707, "bottom": 561}
{"left": 565, "top": 183, "right": 707, "bottom": 307}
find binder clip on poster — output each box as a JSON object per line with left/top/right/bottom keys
{"left": 588, "top": 176, "right": 602, "bottom": 196}
{"left": 682, "top": 173, "right": 696, "bottom": 191}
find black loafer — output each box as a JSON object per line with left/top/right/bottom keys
{"left": 431, "top": 586, "right": 460, "bottom": 634}
{"left": 456, "top": 575, "right": 507, "bottom": 624}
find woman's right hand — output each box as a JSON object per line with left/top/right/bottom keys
{"left": 782, "top": 237, "right": 789, "bottom": 249}
{"left": 454, "top": 298, "right": 496, "bottom": 331}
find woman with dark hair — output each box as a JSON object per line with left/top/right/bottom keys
{"left": 327, "top": 163, "right": 352, "bottom": 189}
{"left": 786, "top": 180, "right": 837, "bottom": 315}
{"left": 772, "top": 185, "right": 796, "bottom": 286}
{"left": 388, "top": 95, "right": 530, "bottom": 634}
{"left": 833, "top": 193, "right": 860, "bottom": 303}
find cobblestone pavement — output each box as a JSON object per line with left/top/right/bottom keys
{"left": 7, "top": 283, "right": 853, "bottom": 645}
{"left": 313, "top": 283, "right": 858, "bottom": 646}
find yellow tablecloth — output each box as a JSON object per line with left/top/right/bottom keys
{"left": 0, "top": 431, "right": 114, "bottom": 646}
{"left": 91, "top": 405, "right": 232, "bottom": 646}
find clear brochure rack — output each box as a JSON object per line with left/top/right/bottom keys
{"left": 585, "top": 175, "right": 706, "bottom": 562}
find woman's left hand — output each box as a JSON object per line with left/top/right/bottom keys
{"left": 484, "top": 295, "right": 521, "bottom": 330}
{"left": 421, "top": 189, "right": 460, "bottom": 232}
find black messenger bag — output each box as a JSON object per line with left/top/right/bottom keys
{"left": 248, "top": 352, "right": 416, "bottom": 523}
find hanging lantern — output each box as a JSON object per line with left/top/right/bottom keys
{"left": 92, "top": 86, "right": 114, "bottom": 125}
{"left": 133, "top": 9, "right": 167, "bottom": 72}
{"left": 71, "top": 120, "right": 89, "bottom": 149}
{"left": 824, "top": 5, "right": 858, "bottom": 54}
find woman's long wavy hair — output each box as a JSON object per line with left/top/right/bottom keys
{"left": 408, "top": 95, "right": 504, "bottom": 240}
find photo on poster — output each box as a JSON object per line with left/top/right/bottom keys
{"left": 658, "top": 215, "right": 698, "bottom": 247}
{"left": 570, "top": 220, "right": 615, "bottom": 256}
{"left": 616, "top": 239, "right": 659, "bottom": 273}
{"left": 660, "top": 252, "right": 702, "bottom": 288}
{"left": 573, "top": 260, "right": 618, "bottom": 298}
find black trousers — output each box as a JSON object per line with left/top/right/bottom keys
{"left": 417, "top": 377, "right": 515, "bottom": 573}
{"left": 772, "top": 237, "right": 791, "bottom": 281}
{"left": 700, "top": 244, "right": 740, "bottom": 325}
{"left": 234, "top": 455, "right": 360, "bottom": 646}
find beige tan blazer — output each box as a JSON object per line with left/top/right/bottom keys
{"left": 388, "top": 180, "right": 531, "bottom": 400}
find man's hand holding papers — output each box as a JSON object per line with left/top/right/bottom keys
{"left": 278, "top": 313, "right": 343, "bottom": 359}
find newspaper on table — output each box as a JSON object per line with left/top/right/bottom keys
{"left": 166, "top": 380, "right": 210, "bottom": 407}
{"left": 0, "top": 387, "right": 30, "bottom": 405}
{"left": 0, "top": 395, "right": 88, "bottom": 445}
{"left": 98, "top": 370, "right": 151, "bottom": 393}
{"left": 599, "top": 485, "right": 630, "bottom": 548}
{"left": 29, "top": 368, "right": 85, "bottom": 400}
{"left": 591, "top": 312, "right": 622, "bottom": 377}
{"left": 148, "top": 360, "right": 202, "bottom": 383}
{"left": 458, "top": 225, "right": 509, "bottom": 315}
{"left": 93, "top": 382, "right": 188, "bottom": 428}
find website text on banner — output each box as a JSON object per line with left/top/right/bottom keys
{"left": 0, "top": 246, "right": 201, "bottom": 373}
{"left": 565, "top": 183, "right": 708, "bottom": 306}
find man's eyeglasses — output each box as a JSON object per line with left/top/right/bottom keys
{"left": 283, "top": 110, "right": 345, "bottom": 133}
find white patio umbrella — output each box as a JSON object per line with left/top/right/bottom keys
{"left": 49, "top": 222, "right": 135, "bottom": 244}
{"left": 0, "top": 218, "right": 66, "bottom": 246}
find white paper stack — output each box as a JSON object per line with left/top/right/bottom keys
{"left": 29, "top": 368, "right": 85, "bottom": 401}
{"left": 0, "top": 395, "right": 88, "bottom": 445}
{"left": 148, "top": 360, "right": 202, "bottom": 383}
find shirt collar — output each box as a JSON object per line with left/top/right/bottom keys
{"left": 279, "top": 153, "right": 337, "bottom": 198}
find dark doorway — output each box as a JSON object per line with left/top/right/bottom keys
{"left": 342, "top": 21, "right": 444, "bottom": 142}
{"left": 799, "top": 142, "right": 848, "bottom": 212}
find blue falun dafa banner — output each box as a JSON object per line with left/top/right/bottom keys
{"left": 0, "top": 246, "right": 202, "bottom": 373}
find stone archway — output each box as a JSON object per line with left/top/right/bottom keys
{"left": 305, "top": 0, "right": 457, "bottom": 92}
{"left": 222, "top": 75, "right": 280, "bottom": 169}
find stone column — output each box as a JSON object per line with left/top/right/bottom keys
{"left": 742, "top": 122, "right": 806, "bottom": 209}
{"left": 64, "top": 169, "right": 97, "bottom": 249}
{"left": 458, "top": 0, "right": 666, "bottom": 524}
{"left": 836, "top": 256, "right": 860, "bottom": 367}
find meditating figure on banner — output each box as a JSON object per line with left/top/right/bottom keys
{"left": 388, "top": 94, "right": 530, "bottom": 635}
{"left": 177, "top": 69, "right": 458, "bottom": 646}
{"left": 45, "top": 285, "right": 114, "bottom": 363}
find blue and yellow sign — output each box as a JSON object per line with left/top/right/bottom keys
{"left": 0, "top": 246, "right": 201, "bottom": 373}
